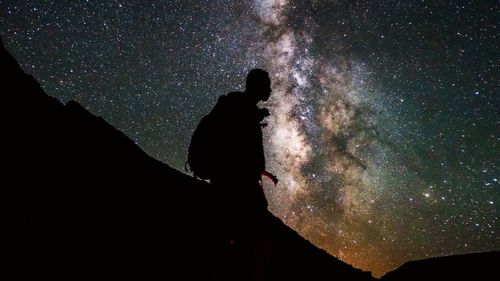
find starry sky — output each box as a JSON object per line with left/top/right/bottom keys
{"left": 1, "top": 0, "right": 498, "bottom": 277}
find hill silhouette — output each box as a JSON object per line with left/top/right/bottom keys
{"left": 1, "top": 37, "right": 374, "bottom": 280}
{"left": 381, "top": 251, "right": 500, "bottom": 281}
{"left": 4, "top": 36, "right": 498, "bottom": 280}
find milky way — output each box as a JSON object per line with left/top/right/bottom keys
{"left": 253, "top": 0, "right": 401, "bottom": 271}
{"left": 1, "top": 0, "right": 498, "bottom": 277}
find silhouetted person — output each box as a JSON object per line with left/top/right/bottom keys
{"left": 187, "top": 69, "right": 275, "bottom": 280}
{"left": 211, "top": 68, "right": 274, "bottom": 281}
{"left": 187, "top": 68, "right": 274, "bottom": 210}
{"left": 208, "top": 69, "right": 272, "bottom": 215}
{"left": 187, "top": 68, "right": 275, "bottom": 222}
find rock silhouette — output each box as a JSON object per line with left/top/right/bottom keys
{"left": 380, "top": 251, "right": 500, "bottom": 281}
{"left": 2, "top": 37, "right": 374, "bottom": 280}
{"left": 4, "top": 36, "right": 497, "bottom": 280}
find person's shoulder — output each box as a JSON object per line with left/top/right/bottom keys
{"left": 225, "top": 91, "right": 244, "bottom": 99}
{"left": 211, "top": 91, "right": 242, "bottom": 113}
{"left": 217, "top": 91, "right": 244, "bottom": 104}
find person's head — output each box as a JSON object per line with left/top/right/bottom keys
{"left": 245, "top": 69, "right": 271, "bottom": 103}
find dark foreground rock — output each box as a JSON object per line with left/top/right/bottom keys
{"left": 381, "top": 251, "right": 500, "bottom": 281}
{"left": 2, "top": 37, "right": 374, "bottom": 280}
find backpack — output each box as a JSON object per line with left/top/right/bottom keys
{"left": 185, "top": 111, "right": 219, "bottom": 180}
{"left": 187, "top": 92, "right": 246, "bottom": 180}
{"left": 186, "top": 92, "right": 237, "bottom": 180}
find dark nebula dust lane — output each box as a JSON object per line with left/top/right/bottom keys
{"left": 1, "top": 0, "right": 498, "bottom": 277}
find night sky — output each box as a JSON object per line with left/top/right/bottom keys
{"left": 1, "top": 0, "right": 498, "bottom": 277}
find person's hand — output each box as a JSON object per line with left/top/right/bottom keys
{"left": 260, "top": 108, "right": 270, "bottom": 117}
{"left": 258, "top": 108, "right": 270, "bottom": 121}
{"left": 262, "top": 171, "right": 278, "bottom": 186}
